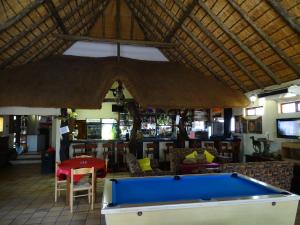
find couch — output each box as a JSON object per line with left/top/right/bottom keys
{"left": 170, "top": 148, "right": 232, "bottom": 174}
{"left": 126, "top": 153, "right": 174, "bottom": 177}
{"left": 220, "top": 161, "right": 294, "bottom": 190}
{"left": 169, "top": 148, "right": 294, "bottom": 190}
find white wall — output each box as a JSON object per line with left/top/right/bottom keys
{"left": 233, "top": 96, "right": 300, "bottom": 157}
{"left": 76, "top": 103, "right": 119, "bottom": 120}
{"left": 0, "top": 107, "right": 60, "bottom": 116}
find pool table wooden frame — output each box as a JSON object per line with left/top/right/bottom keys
{"left": 102, "top": 173, "right": 300, "bottom": 225}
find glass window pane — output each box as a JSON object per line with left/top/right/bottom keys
{"left": 282, "top": 103, "right": 296, "bottom": 113}
{"left": 256, "top": 107, "right": 264, "bottom": 115}
{"left": 246, "top": 108, "right": 255, "bottom": 116}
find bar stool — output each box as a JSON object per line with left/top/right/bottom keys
{"left": 72, "top": 144, "right": 86, "bottom": 157}
{"left": 85, "top": 143, "right": 97, "bottom": 157}
{"left": 164, "top": 142, "right": 174, "bottom": 162}
{"left": 116, "top": 143, "right": 129, "bottom": 169}
{"left": 146, "top": 143, "right": 155, "bottom": 159}
{"left": 103, "top": 142, "right": 114, "bottom": 171}
{"left": 219, "top": 142, "right": 233, "bottom": 162}
{"left": 203, "top": 141, "right": 215, "bottom": 150}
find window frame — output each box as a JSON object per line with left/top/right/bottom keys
{"left": 280, "top": 101, "right": 300, "bottom": 114}
{"left": 246, "top": 106, "right": 263, "bottom": 116}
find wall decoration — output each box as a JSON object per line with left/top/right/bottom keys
{"left": 234, "top": 116, "right": 242, "bottom": 133}
{"left": 247, "top": 117, "right": 262, "bottom": 134}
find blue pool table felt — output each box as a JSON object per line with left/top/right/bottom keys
{"left": 111, "top": 174, "right": 281, "bottom": 205}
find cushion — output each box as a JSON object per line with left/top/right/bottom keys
{"left": 204, "top": 150, "right": 215, "bottom": 163}
{"left": 183, "top": 158, "right": 198, "bottom": 164}
{"left": 197, "top": 154, "right": 207, "bottom": 163}
{"left": 138, "top": 158, "right": 152, "bottom": 171}
{"left": 185, "top": 151, "right": 198, "bottom": 159}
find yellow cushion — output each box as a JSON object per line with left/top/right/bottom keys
{"left": 204, "top": 150, "right": 215, "bottom": 163}
{"left": 138, "top": 158, "right": 152, "bottom": 171}
{"left": 185, "top": 151, "right": 198, "bottom": 159}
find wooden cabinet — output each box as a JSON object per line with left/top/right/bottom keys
{"left": 281, "top": 142, "right": 300, "bottom": 164}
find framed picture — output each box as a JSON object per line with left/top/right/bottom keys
{"left": 247, "top": 117, "right": 262, "bottom": 134}
{"left": 234, "top": 116, "right": 242, "bottom": 133}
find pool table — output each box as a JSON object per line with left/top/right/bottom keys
{"left": 102, "top": 173, "right": 300, "bottom": 225}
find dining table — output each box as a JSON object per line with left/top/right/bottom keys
{"left": 57, "top": 157, "right": 106, "bottom": 204}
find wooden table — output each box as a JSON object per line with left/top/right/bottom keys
{"left": 57, "top": 158, "right": 106, "bottom": 204}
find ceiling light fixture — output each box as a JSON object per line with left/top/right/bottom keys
{"left": 249, "top": 95, "right": 257, "bottom": 102}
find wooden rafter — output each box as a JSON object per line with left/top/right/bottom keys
{"left": 164, "top": 0, "right": 197, "bottom": 42}
{"left": 197, "top": 0, "right": 280, "bottom": 84}
{"left": 26, "top": 0, "right": 108, "bottom": 64}
{"left": 267, "top": 0, "right": 300, "bottom": 35}
{"left": 174, "top": 0, "right": 262, "bottom": 89}
{"left": 125, "top": 0, "right": 207, "bottom": 78}
{"left": 229, "top": 0, "right": 300, "bottom": 78}
{"left": 154, "top": 0, "right": 247, "bottom": 91}
{"left": 45, "top": 0, "right": 68, "bottom": 34}
{"left": 127, "top": 0, "right": 231, "bottom": 86}
{"left": 0, "top": 0, "right": 96, "bottom": 69}
{"left": 55, "top": 34, "right": 175, "bottom": 48}
{"left": 0, "top": 0, "right": 70, "bottom": 54}
{"left": 0, "top": 0, "right": 45, "bottom": 32}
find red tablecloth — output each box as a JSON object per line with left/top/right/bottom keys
{"left": 57, "top": 158, "right": 106, "bottom": 182}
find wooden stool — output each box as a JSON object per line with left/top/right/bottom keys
{"left": 219, "top": 142, "right": 233, "bottom": 162}
{"left": 72, "top": 144, "right": 86, "bottom": 157}
{"left": 164, "top": 142, "right": 174, "bottom": 161}
{"left": 146, "top": 143, "right": 155, "bottom": 159}
{"left": 203, "top": 141, "right": 215, "bottom": 150}
{"left": 103, "top": 142, "right": 114, "bottom": 171}
{"left": 85, "top": 143, "right": 97, "bottom": 157}
{"left": 116, "top": 143, "right": 129, "bottom": 169}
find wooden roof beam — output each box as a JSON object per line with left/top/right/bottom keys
{"left": 55, "top": 34, "right": 175, "bottom": 48}
{"left": 130, "top": 1, "right": 234, "bottom": 87}
{"left": 197, "top": 0, "right": 280, "bottom": 84}
{"left": 0, "top": 0, "right": 101, "bottom": 69}
{"left": 229, "top": 0, "right": 300, "bottom": 78}
{"left": 267, "top": 0, "right": 300, "bottom": 35}
{"left": 26, "top": 0, "right": 106, "bottom": 64}
{"left": 0, "top": 0, "right": 70, "bottom": 54}
{"left": 116, "top": 0, "right": 121, "bottom": 61}
{"left": 154, "top": 0, "right": 248, "bottom": 92}
{"left": 0, "top": 0, "right": 45, "bottom": 33}
{"left": 44, "top": 0, "right": 68, "bottom": 34}
{"left": 164, "top": 0, "right": 198, "bottom": 42}
{"left": 174, "top": 0, "right": 262, "bottom": 89}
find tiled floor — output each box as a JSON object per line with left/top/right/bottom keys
{"left": 0, "top": 164, "right": 127, "bottom": 225}
{"left": 0, "top": 164, "right": 300, "bottom": 225}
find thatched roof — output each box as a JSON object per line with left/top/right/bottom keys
{"left": 1, "top": 0, "right": 300, "bottom": 93}
{"left": 0, "top": 56, "right": 248, "bottom": 109}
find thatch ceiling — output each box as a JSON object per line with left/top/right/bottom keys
{"left": 0, "top": 56, "right": 249, "bottom": 109}
{"left": 0, "top": 0, "right": 300, "bottom": 93}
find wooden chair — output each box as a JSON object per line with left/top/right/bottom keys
{"left": 54, "top": 162, "right": 67, "bottom": 202}
{"left": 164, "top": 142, "right": 174, "bottom": 161}
{"left": 70, "top": 167, "right": 95, "bottom": 213}
{"left": 146, "top": 143, "right": 156, "bottom": 159}
{"left": 72, "top": 144, "right": 86, "bottom": 157}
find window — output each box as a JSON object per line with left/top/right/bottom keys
{"left": 101, "top": 119, "right": 117, "bottom": 140}
{"left": 246, "top": 107, "right": 263, "bottom": 116}
{"left": 0, "top": 117, "right": 3, "bottom": 132}
{"left": 280, "top": 101, "right": 300, "bottom": 114}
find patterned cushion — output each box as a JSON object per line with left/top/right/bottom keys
{"left": 126, "top": 153, "right": 142, "bottom": 174}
